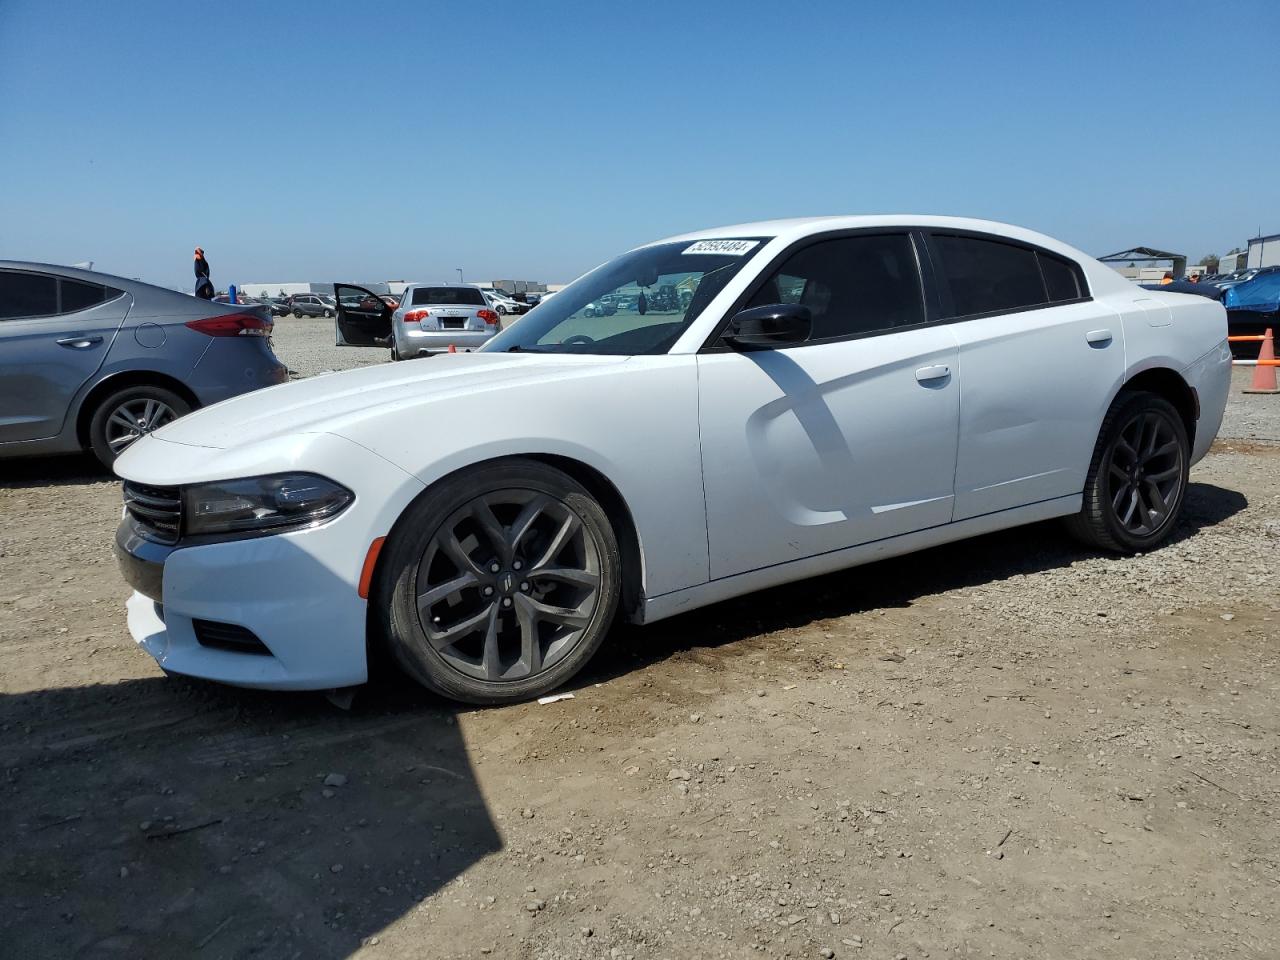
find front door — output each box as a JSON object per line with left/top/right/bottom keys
{"left": 697, "top": 232, "right": 961, "bottom": 580}
{"left": 0, "top": 269, "right": 130, "bottom": 443}
{"left": 334, "top": 284, "right": 393, "bottom": 347}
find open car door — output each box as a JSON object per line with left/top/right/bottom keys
{"left": 334, "top": 283, "right": 393, "bottom": 347}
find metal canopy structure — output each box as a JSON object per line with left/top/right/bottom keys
{"left": 1097, "top": 246, "right": 1187, "bottom": 279}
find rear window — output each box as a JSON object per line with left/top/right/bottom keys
{"left": 412, "top": 287, "right": 486, "bottom": 306}
{"left": 932, "top": 234, "right": 1047, "bottom": 317}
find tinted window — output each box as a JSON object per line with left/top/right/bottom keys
{"left": 0, "top": 271, "right": 58, "bottom": 319}
{"left": 412, "top": 287, "right": 487, "bottom": 306}
{"left": 933, "top": 235, "right": 1047, "bottom": 317}
{"left": 60, "top": 278, "right": 115, "bottom": 313}
{"left": 746, "top": 233, "right": 924, "bottom": 340}
{"left": 1039, "top": 252, "right": 1083, "bottom": 302}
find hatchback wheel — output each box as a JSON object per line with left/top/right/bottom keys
{"left": 1066, "top": 390, "right": 1189, "bottom": 553}
{"left": 88, "top": 384, "right": 192, "bottom": 467}
{"left": 379, "top": 458, "right": 620, "bottom": 704}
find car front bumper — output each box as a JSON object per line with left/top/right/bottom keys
{"left": 113, "top": 434, "right": 426, "bottom": 690}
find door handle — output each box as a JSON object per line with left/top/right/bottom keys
{"left": 914, "top": 364, "right": 951, "bottom": 383}
{"left": 1086, "top": 329, "right": 1113, "bottom": 346}
{"left": 56, "top": 335, "right": 104, "bottom": 349}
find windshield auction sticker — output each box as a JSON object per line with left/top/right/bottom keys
{"left": 682, "top": 239, "right": 760, "bottom": 256}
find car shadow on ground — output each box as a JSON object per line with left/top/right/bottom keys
{"left": 0, "top": 453, "right": 111, "bottom": 488}
{"left": 579, "top": 481, "right": 1248, "bottom": 687}
{"left": 0, "top": 672, "right": 498, "bottom": 959}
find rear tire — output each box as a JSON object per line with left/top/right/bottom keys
{"left": 376, "top": 458, "right": 621, "bottom": 705}
{"left": 1065, "top": 390, "right": 1189, "bottom": 554}
{"left": 292, "top": 308, "right": 303, "bottom": 318}
{"left": 88, "top": 384, "right": 192, "bottom": 467}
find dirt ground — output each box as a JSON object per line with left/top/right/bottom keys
{"left": 1, "top": 356, "right": 1277, "bottom": 960}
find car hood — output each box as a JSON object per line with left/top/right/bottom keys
{"left": 151, "top": 352, "right": 630, "bottom": 450}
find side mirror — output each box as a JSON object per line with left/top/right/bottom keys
{"left": 722, "top": 303, "right": 811, "bottom": 348}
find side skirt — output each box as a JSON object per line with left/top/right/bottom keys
{"left": 637, "top": 493, "right": 1081, "bottom": 625}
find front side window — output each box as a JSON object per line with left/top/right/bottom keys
{"left": 745, "top": 233, "right": 925, "bottom": 341}
{"left": 413, "top": 287, "right": 487, "bottom": 306}
{"left": 482, "top": 238, "right": 768, "bottom": 355}
{"left": 0, "top": 271, "right": 58, "bottom": 319}
{"left": 932, "top": 234, "right": 1047, "bottom": 317}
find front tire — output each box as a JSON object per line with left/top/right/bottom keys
{"left": 377, "top": 458, "right": 621, "bottom": 705}
{"left": 1066, "top": 390, "right": 1189, "bottom": 553}
{"left": 88, "top": 384, "right": 192, "bottom": 467}
{"left": 324, "top": 309, "right": 334, "bottom": 318}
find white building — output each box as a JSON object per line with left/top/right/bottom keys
{"left": 1247, "top": 233, "right": 1280, "bottom": 270}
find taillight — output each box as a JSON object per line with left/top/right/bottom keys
{"left": 403, "top": 309, "right": 429, "bottom": 324}
{"left": 477, "top": 309, "right": 499, "bottom": 325}
{"left": 186, "top": 313, "right": 272, "bottom": 337}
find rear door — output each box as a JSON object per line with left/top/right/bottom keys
{"left": 0, "top": 269, "right": 130, "bottom": 442}
{"left": 334, "top": 284, "right": 393, "bottom": 346}
{"left": 926, "top": 232, "right": 1126, "bottom": 520}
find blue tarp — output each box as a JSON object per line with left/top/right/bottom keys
{"left": 1225, "top": 273, "right": 1280, "bottom": 314}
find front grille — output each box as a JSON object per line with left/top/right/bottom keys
{"left": 192, "top": 620, "right": 270, "bottom": 656}
{"left": 123, "top": 481, "right": 182, "bottom": 544}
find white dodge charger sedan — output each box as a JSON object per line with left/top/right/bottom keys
{"left": 114, "top": 216, "right": 1231, "bottom": 704}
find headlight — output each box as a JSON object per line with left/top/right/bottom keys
{"left": 183, "top": 473, "right": 354, "bottom": 538}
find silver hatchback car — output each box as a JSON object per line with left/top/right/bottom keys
{"left": 0, "top": 261, "right": 288, "bottom": 466}
{"left": 334, "top": 283, "right": 501, "bottom": 359}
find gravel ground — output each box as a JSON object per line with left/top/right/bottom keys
{"left": 1, "top": 330, "right": 1278, "bottom": 960}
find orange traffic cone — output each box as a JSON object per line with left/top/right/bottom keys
{"left": 1244, "top": 327, "right": 1279, "bottom": 394}
{"left": 448, "top": 344, "right": 456, "bottom": 354}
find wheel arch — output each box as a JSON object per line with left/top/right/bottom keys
{"left": 75, "top": 371, "right": 201, "bottom": 448}
{"left": 362, "top": 452, "right": 648, "bottom": 678}
{"left": 1115, "top": 366, "right": 1197, "bottom": 448}
{"left": 522, "top": 453, "right": 645, "bottom": 624}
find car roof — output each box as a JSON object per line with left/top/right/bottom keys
{"left": 644, "top": 215, "right": 1130, "bottom": 294}
{"left": 0, "top": 259, "right": 168, "bottom": 290}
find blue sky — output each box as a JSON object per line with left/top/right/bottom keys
{"left": 1, "top": 0, "right": 1277, "bottom": 291}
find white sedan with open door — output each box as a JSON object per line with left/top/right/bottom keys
{"left": 114, "top": 216, "right": 1230, "bottom": 704}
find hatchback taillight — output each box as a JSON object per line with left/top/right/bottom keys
{"left": 186, "top": 313, "right": 272, "bottom": 337}
{"left": 477, "top": 309, "right": 499, "bottom": 325}
{"left": 403, "top": 309, "right": 429, "bottom": 324}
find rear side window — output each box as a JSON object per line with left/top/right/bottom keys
{"left": 60, "top": 279, "right": 115, "bottom": 313}
{"left": 932, "top": 235, "right": 1047, "bottom": 317}
{"left": 0, "top": 271, "right": 58, "bottom": 318}
{"left": 745, "top": 233, "right": 925, "bottom": 341}
{"left": 412, "top": 287, "right": 486, "bottom": 306}
{"left": 1039, "top": 252, "right": 1085, "bottom": 302}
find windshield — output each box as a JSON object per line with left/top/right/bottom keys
{"left": 482, "top": 238, "right": 768, "bottom": 355}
